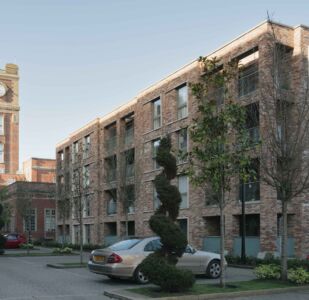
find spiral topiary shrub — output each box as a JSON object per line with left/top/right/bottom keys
{"left": 141, "top": 136, "right": 195, "bottom": 291}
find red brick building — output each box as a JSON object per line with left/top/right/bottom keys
{"left": 23, "top": 158, "right": 56, "bottom": 183}
{"left": 56, "top": 21, "right": 309, "bottom": 258}
{"left": 5, "top": 181, "right": 56, "bottom": 241}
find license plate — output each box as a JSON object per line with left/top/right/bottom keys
{"left": 93, "top": 255, "right": 105, "bottom": 263}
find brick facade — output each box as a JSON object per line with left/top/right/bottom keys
{"left": 56, "top": 21, "right": 309, "bottom": 258}
{"left": 23, "top": 157, "right": 56, "bottom": 183}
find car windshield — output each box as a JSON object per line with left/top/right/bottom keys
{"left": 110, "top": 239, "right": 141, "bottom": 251}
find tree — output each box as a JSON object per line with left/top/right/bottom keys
{"left": 189, "top": 57, "right": 252, "bottom": 287}
{"left": 71, "top": 153, "right": 89, "bottom": 264}
{"left": 0, "top": 188, "right": 11, "bottom": 231}
{"left": 56, "top": 175, "right": 71, "bottom": 247}
{"left": 254, "top": 20, "right": 309, "bottom": 280}
{"left": 141, "top": 136, "right": 195, "bottom": 292}
{"left": 16, "top": 191, "right": 33, "bottom": 254}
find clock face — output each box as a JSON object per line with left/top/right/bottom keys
{"left": 0, "top": 83, "right": 7, "bottom": 97}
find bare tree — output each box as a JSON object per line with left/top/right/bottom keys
{"left": 16, "top": 191, "right": 33, "bottom": 254}
{"left": 254, "top": 20, "right": 309, "bottom": 280}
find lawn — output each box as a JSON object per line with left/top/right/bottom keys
{"left": 129, "top": 280, "right": 298, "bottom": 298}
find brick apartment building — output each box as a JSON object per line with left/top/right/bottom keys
{"left": 56, "top": 21, "right": 309, "bottom": 258}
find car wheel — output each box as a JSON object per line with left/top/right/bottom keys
{"left": 134, "top": 266, "right": 149, "bottom": 284}
{"left": 206, "top": 260, "right": 221, "bottom": 279}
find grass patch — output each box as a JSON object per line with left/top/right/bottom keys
{"left": 129, "top": 280, "right": 298, "bottom": 298}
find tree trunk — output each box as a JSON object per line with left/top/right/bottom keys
{"left": 281, "top": 200, "right": 288, "bottom": 281}
{"left": 62, "top": 217, "right": 66, "bottom": 247}
{"left": 220, "top": 193, "right": 226, "bottom": 288}
{"left": 241, "top": 194, "right": 246, "bottom": 264}
{"left": 79, "top": 210, "right": 83, "bottom": 265}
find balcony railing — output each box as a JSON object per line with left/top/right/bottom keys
{"left": 105, "top": 136, "right": 117, "bottom": 154}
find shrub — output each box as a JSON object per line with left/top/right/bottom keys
{"left": 52, "top": 247, "right": 73, "bottom": 254}
{"left": 0, "top": 234, "right": 5, "bottom": 254}
{"left": 141, "top": 254, "right": 195, "bottom": 292}
{"left": 254, "top": 264, "right": 281, "bottom": 280}
{"left": 288, "top": 268, "right": 309, "bottom": 284}
{"left": 20, "top": 243, "right": 34, "bottom": 249}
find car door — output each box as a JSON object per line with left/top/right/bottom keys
{"left": 176, "top": 245, "right": 202, "bottom": 274}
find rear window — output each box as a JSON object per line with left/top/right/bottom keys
{"left": 110, "top": 239, "right": 141, "bottom": 251}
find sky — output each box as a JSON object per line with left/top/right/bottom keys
{"left": 1, "top": 0, "right": 308, "bottom": 167}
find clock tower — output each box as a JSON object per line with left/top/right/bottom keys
{"left": 0, "top": 63, "right": 19, "bottom": 175}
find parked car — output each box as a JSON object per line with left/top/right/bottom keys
{"left": 88, "top": 237, "right": 226, "bottom": 283}
{"left": 4, "top": 233, "right": 27, "bottom": 249}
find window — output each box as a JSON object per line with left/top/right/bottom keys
{"left": 153, "top": 98, "right": 161, "bottom": 129}
{"left": 24, "top": 209, "right": 36, "bottom": 232}
{"left": 83, "top": 135, "right": 91, "bottom": 158}
{"left": 144, "top": 239, "right": 162, "bottom": 252}
{"left": 177, "top": 85, "right": 188, "bottom": 119}
{"left": 84, "top": 224, "right": 91, "bottom": 244}
{"left": 72, "top": 169, "right": 80, "bottom": 195}
{"left": 238, "top": 63, "right": 259, "bottom": 97}
{"left": 245, "top": 103, "right": 259, "bottom": 145}
{"left": 72, "top": 141, "right": 79, "bottom": 163}
{"left": 178, "top": 175, "right": 188, "bottom": 209}
{"left": 125, "top": 185, "right": 135, "bottom": 213}
{"left": 0, "top": 114, "right": 4, "bottom": 135}
{"left": 153, "top": 184, "right": 160, "bottom": 210}
{"left": 83, "top": 165, "right": 90, "bottom": 188}
{"left": 239, "top": 214, "right": 260, "bottom": 236}
{"left": 106, "top": 190, "right": 117, "bottom": 215}
{"left": 152, "top": 139, "right": 160, "bottom": 169}
{"left": 178, "top": 128, "right": 188, "bottom": 162}
{"left": 45, "top": 209, "right": 56, "bottom": 232}
{"left": 105, "top": 155, "right": 117, "bottom": 182}
{"left": 239, "top": 159, "right": 260, "bottom": 202}
{"left": 0, "top": 143, "right": 3, "bottom": 163}
{"left": 124, "top": 118, "right": 134, "bottom": 146}
{"left": 83, "top": 194, "right": 92, "bottom": 217}
{"left": 124, "top": 148, "right": 134, "bottom": 178}
{"left": 105, "top": 124, "right": 117, "bottom": 154}
{"left": 177, "top": 218, "right": 188, "bottom": 238}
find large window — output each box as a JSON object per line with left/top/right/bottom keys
{"left": 24, "top": 209, "right": 36, "bottom": 232}
{"left": 105, "top": 123, "right": 117, "bottom": 154}
{"left": 83, "top": 194, "right": 92, "bottom": 217}
{"left": 239, "top": 214, "right": 260, "bottom": 236}
{"left": 153, "top": 98, "right": 161, "bottom": 129}
{"left": 83, "top": 164, "right": 90, "bottom": 188}
{"left": 105, "top": 155, "right": 117, "bottom": 182}
{"left": 239, "top": 159, "right": 260, "bottom": 202}
{"left": 125, "top": 185, "right": 135, "bottom": 213}
{"left": 152, "top": 139, "right": 160, "bottom": 169}
{"left": 72, "top": 141, "right": 79, "bottom": 163}
{"left": 106, "top": 190, "right": 117, "bottom": 215}
{"left": 45, "top": 209, "right": 56, "bottom": 232}
{"left": 124, "top": 148, "right": 134, "bottom": 178}
{"left": 177, "top": 84, "right": 188, "bottom": 119}
{"left": 245, "top": 103, "right": 259, "bottom": 145}
{"left": 239, "top": 63, "right": 259, "bottom": 97}
{"left": 124, "top": 117, "right": 134, "bottom": 146}
{"left": 84, "top": 224, "right": 92, "bottom": 244}
{"left": 178, "top": 175, "right": 188, "bottom": 209}
{"left": 83, "top": 135, "right": 91, "bottom": 158}
{"left": 0, "top": 143, "right": 4, "bottom": 163}
{"left": 178, "top": 128, "right": 188, "bottom": 162}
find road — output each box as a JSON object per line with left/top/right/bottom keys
{"left": 1, "top": 251, "right": 308, "bottom": 300}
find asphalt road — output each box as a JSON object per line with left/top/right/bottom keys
{"left": 2, "top": 251, "right": 307, "bottom": 300}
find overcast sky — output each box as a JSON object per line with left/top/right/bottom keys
{"left": 1, "top": 0, "right": 308, "bottom": 167}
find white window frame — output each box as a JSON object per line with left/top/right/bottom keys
{"left": 23, "top": 208, "right": 37, "bottom": 232}
{"left": 44, "top": 208, "right": 56, "bottom": 232}
{"left": 83, "top": 135, "right": 91, "bottom": 158}
{"left": 152, "top": 139, "right": 160, "bottom": 169}
{"left": 178, "top": 128, "right": 188, "bottom": 162}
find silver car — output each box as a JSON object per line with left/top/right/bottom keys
{"left": 88, "top": 237, "right": 225, "bottom": 283}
